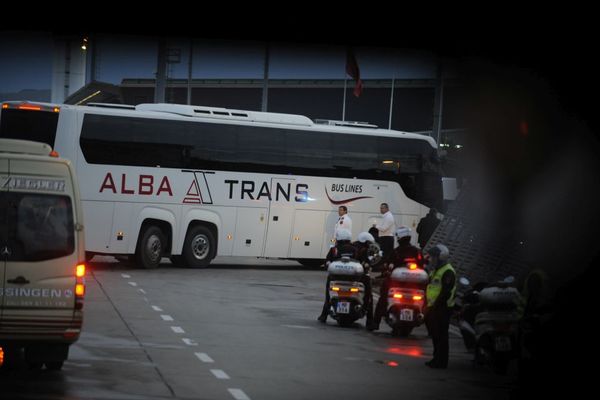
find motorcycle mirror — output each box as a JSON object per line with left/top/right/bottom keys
{"left": 502, "top": 276, "right": 515, "bottom": 284}
{"left": 459, "top": 277, "right": 470, "bottom": 286}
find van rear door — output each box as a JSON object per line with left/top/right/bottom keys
{"left": 1, "top": 157, "right": 78, "bottom": 328}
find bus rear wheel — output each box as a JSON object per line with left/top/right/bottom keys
{"left": 182, "top": 226, "right": 215, "bottom": 268}
{"left": 137, "top": 226, "right": 165, "bottom": 269}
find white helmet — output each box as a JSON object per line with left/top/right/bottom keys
{"left": 357, "top": 231, "right": 375, "bottom": 243}
{"left": 427, "top": 244, "right": 450, "bottom": 262}
{"left": 335, "top": 229, "right": 352, "bottom": 241}
{"left": 395, "top": 226, "right": 411, "bottom": 239}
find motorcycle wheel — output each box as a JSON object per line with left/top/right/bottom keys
{"left": 492, "top": 355, "right": 510, "bottom": 375}
{"left": 336, "top": 315, "right": 357, "bottom": 327}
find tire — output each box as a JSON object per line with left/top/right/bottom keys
{"left": 136, "top": 226, "right": 165, "bottom": 269}
{"left": 492, "top": 355, "right": 509, "bottom": 375}
{"left": 397, "top": 326, "right": 413, "bottom": 337}
{"left": 45, "top": 361, "right": 64, "bottom": 371}
{"left": 182, "top": 225, "right": 215, "bottom": 268}
{"left": 336, "top": 315, "right": 357, "bottom": 327}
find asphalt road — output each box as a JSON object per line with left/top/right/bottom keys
{"left": 0, "top": 257, "right": 515, "bottom": 399}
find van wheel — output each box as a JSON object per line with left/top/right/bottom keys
{"left": 137, "top": 226, "right": 165, "bottom": 269}
{"left": 182, "top": 226, "right": 215, "bottom": 268}
{"left": 45, "top": 361, "right": 64, "bottom": 371}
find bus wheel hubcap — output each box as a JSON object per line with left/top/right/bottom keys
{"left": 147, "top": 235, "right": 162, "bottom": 262}
{"left": 192, "top": 235, "right": 209, "bottom": 259}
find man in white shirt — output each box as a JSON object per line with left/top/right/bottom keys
{"left": 334, "top": 206, "right": 352, "bottom": 241}
{"left": 374, "top": 202, "right": 395, "bottom": 261}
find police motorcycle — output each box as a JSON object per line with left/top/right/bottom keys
{"left": 383, "top": 258, "right": 429, "bottom": 336}
{"left": 326, "top": 233, "right": 381, "bottom": 327}
{"left": 457, "top": 276, "right": 521, "bottom": 374}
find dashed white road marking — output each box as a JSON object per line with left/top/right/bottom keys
{"left": 161, "top": 315, "right": 174, "bottom": 321}
{"left": 228, "top": 388, "right": 251, "bottom": 400}
{"left": 211, "top": 369, "right": 230, "bottom": 379}
{"left": 282, "top": 324, "right": 313, "bottom": 329}
{"left": 195, "top": 352, "right": 214, "bottom": 363}
{"left": 138, "top": 288, "right": 146, "bottom": 294}
{"left": 151, "top": 305, "right": 163, "bottom": 312}
{"left": 128, "top": 281, "right": 137, "bottom": 287}
{"left": 171, "top": 326, "right": 185, "bottom": 334}
{"left": 121, "top": 274, "right": 131, "bottom": 278}
{"left": 182, "top": 338, "right": 198, "bottom": 346}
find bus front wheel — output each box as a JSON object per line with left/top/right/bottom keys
{"left": 182, "top": 225, "right": 215, "bottom": 268}
{"left": 136, "top": 226, "right": 165, "bottom": 269}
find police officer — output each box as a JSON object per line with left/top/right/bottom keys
{"left": 317, "top": 229, "right": 356, "bottom": 323}
{"left": 334, "top": 206, "right": 352, "bottom": 241}
{"left": 424, "top": 244, "right": 456, "bottom": 369}
{"left": 369, "top": 227, "right": 422, "bottom": 331}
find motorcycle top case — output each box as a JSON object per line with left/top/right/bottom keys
{"left": 390, "top": 267, "right": 429, "bottom": 284}
{"left": 479, "top": 286, "right": 520, "bottom": 307}
{"left": 327, "top": 259, "right": 364, "bottom": 276}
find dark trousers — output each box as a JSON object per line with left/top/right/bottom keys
{"left": 319, "top": 275, "right": 373, "bottom": 324}
{"left": 428, "top": 306, "right": 452, "bottom": 367}
{"left": 377, "top": 236, "right": 394, "bottom": 261}
{"left": 373, "top": 277, "right": 391, "bottom": 326}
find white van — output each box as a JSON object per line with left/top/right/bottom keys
{"left": 0, "top": 139, "right": 85, "bottom": 370}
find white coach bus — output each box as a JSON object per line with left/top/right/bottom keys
{"left": 0, "top": 101, "right": 442, "bottom": 269}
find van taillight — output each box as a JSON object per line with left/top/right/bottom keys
{"left": 76, "top": 263, "right": 85, "bottom": 277}
{"left": 75, "top": 263, "right": 85, "bottom": 310}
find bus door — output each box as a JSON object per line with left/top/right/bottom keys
{"left": 263, "top": 178, "right": 295, "bottom": 258}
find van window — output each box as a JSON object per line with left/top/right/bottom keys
{"left": 0, "top": 109, "right": 59, "bottom": 147}
{"left": 1, "top": 193, "right": 74, "bottom": 261}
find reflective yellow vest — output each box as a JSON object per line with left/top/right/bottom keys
{"left": 426, "top": 263, "right": 456, "bottom": 307}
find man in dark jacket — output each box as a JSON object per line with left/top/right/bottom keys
{"left": 417, "top": 208, "right": 440, "bottom": 249}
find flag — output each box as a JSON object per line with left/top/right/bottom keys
{"left": 346, "top": 49, "right": 363, "bottom": 97}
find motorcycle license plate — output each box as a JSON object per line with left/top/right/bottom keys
{"left": 400, "top": 308, "right": 414, "bottom": 321}
{"left": 336, "top": 302, "right": 350, "bottom": 314}
{"left": 494, "top": 336, "right": 511, "bottom": 352}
